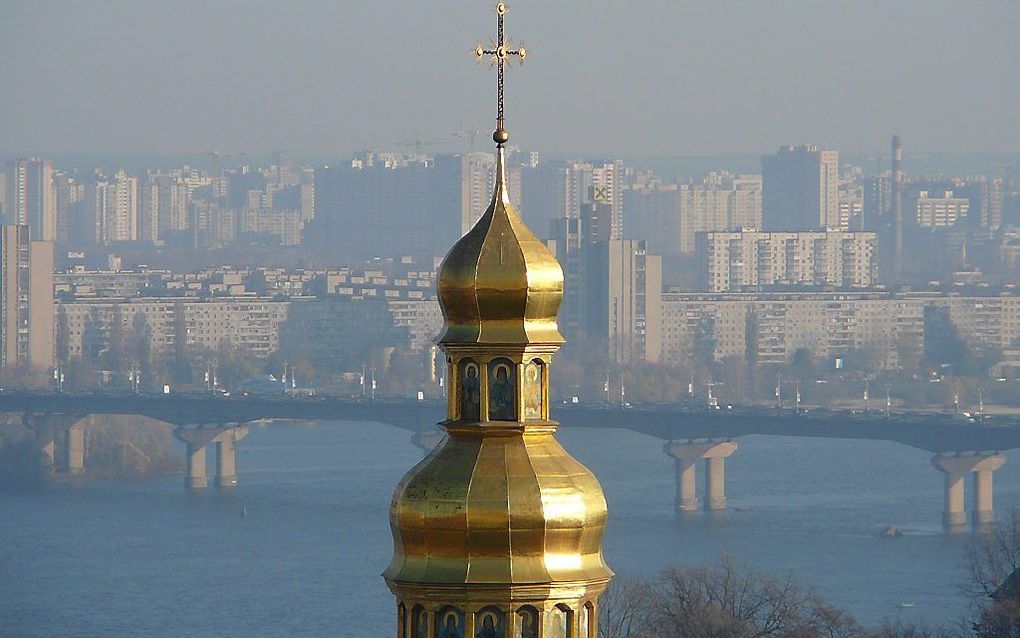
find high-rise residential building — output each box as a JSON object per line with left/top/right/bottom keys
{"left": 239, "top": 207, "right": 303, "bottom": 245}
{"left": 861, "top": 174, "right": 891, "bottom": 230}
{"left": 679, "top": 173, "right": 762, "bottom": 254}
{"left": 625, "top": 172, "right": 763, "bottom": 258}
{"left": 138, "top": 177, "right": 160, "bottom": 243}
{"left": 85, "top": 171, "right": 139, "bottom": 244}
{"left": 695, "top": 230, "right": 878, "bottom": 292}
{"left": 311, "top": 157, "right": 461, "bottom": 261}
{"left": 564, "top": 160, "right": 593, "bottom": 219}
{"left": 155, "top": 171, "right": 194, "bottom": 235}
{"left": 84, "top": 180, "right": 111, "bottom": 245}
{"left": 623, "top": 183, "right": 679, "bottom": 257}
{"left": 838, "top": 180, "right": 864, "bottom": 231}
{"left": 591, "top": 159, "right": 625, "bottom": 238}
{"left": 109, "top": 170, "right": 138, "bottom": 242}
{"left": 915, "top": 190, "right": 969, "bottom": 227}
{"left": 549, "top": 216, "right": 586, "bottom": 340}
{"left": 560, "top": 159, "right": 626, "bottom": 234}
{"left": 762, "top": 145, "right": 839, "bottom": 231}
{"left": 960, "top": 178, "right": 1005, "bottom": 229}
{"left": 53, "top": 171, "right": 84, "bottom": 244}
{"left": 1, "top": 225, "right": 54, "bottom": 371}
{"left": 5, "top": 159, "right": 55, "bottom": 241}
{"left": 586, "top": 239, "right": 662, "bottom": 364}
{"left": 459, "top": 152, "right": 495, "bottom": 233}
{"left": 460, "top": 152, "right": 521, "bottom": 233}
{"left": 550, "top": 216, "right": 664, "bottom": 364}
{"left": 519, "top": 161, "right": 567, "bottom": 239}
{"left": 580, "top": 187, "right": 615, "bottom": 244}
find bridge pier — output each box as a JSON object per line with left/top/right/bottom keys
{"left": 185, "top": 443, "right": 208, "bottom": 489}
{"left": 214, "top": 428, "right": 250, "bottom": 487}
{"left": 23, "top": 413, "right": 88, "bottom": 476}
{"left": 664, "top": 440, "right": 738, "bottom": 513}
{"left": 932, "top": 452, "right": 1006, "bottom": 531}
{"left": 40, "top": 438, "right": 56, "bottom": 471}
{"left": 64, "top": 424, "right": 85, "bottom": 475}
{"left": 175, "top": 424, "right": 249, "bottom": 490}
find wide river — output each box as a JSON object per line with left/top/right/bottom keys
{"left": 3, "top": 420, "right": 1018, "bottom": 636}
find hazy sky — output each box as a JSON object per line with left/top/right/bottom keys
{"left": 1, "top": 1, "right": 1017, "bottom": 157}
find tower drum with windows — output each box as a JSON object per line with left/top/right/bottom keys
{"left": 384, "top": 145, "right": 612, "bottom": 638}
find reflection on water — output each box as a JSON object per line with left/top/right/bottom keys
{"left": 3, "top": 420, "right": 1017, "bottom": 637}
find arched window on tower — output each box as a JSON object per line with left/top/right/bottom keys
{"left": 411, "top": 604, "right": 428, "bottom": 638}
{"left": 475, "top": 606, "right": 506, "bottom": 638}
{"left": 488, "top": 357, "right": 516, "bottom": 421}
{"left": 515, "top": 605, "right": 539, "bottom": 638}
{"left": 581, "top": 602, "right": 595, "bottom": 638}
{"left": 397, "top": 602, "right": 407, "bottom": 638}
{"left": 460, "top": 359, "right": 481, "bottom": 421}
{"left": 523, "top": 359, "right": 544, "bottom": 420}
{"left": 546, "top": 604, "right": 572, "bottom": 638}
{"left": 437, "top": 606, "right": 465, "bottom": 638}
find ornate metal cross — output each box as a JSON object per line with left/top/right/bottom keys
{"left": 474, "top": 2, "right": 527, "bottom": 145}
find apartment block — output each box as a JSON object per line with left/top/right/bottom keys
{"left": 660, "top": 292, "right": 924, "bottom": 369}
{"left": 696, "top": 230, "right": 878, "bottom": 292}
{"left": 915, "top": 190, "right": 970, "bottom": 227}
{"left": 1, "top": 225, "right": 54, "bottom": 371}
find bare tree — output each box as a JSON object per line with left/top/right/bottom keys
{"left": 599, "top": 578, "right": 654, "bottom": 638}
{"left": 965, "top": 508, "right": 1020, "bottom": 637}
{"left": 601, "top": 557, "right": 833, "bottom": 638}
{"left": 966, "top": 508, "right": 1020, "bottom": 598}
{"left": 597, "top": 559, "right": 962, "bottom": 638}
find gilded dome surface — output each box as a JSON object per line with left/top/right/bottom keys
{"left": 384, "top": 426, "right": 613, "bottom": 586}
{"left": 437, "top": 149, "right": 564, "bottom": 347}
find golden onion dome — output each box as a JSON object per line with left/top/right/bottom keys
{"left": 383, "top": 423, "right": 613, "bottom": 586}
{"left": 437, "top": 148, "right": 565, "bottom": 348}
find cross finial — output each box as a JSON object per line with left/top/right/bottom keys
{"left": 474, "top": 2, "right": 527, "bottom": 147}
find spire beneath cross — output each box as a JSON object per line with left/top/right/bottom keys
{"left": 474, "top": 2, "right": 527, "bottom": 146}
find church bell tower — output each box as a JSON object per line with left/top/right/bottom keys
{"left": 383, "top": 4, "right": 613, "bottom": 637}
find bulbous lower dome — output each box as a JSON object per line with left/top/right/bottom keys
{"left": 384, "top": 425, "right": 613, "bottom": 586}
{"left": 437, "top": 148, "right": 564, "bottom": 347}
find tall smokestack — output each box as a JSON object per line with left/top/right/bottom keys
{"left": 892, "top": 134, "right": 903, "bottom": 279}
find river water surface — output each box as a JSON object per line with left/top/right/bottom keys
{"left": 3, "top": 420, "right": 1018, "bottom": 636}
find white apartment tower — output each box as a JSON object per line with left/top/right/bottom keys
{"left": 5, "top": 159, "right": 55, "bottom": 241}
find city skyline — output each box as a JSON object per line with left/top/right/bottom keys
{"left": 2, "top": 1, "right": 1018, "bottom": 157}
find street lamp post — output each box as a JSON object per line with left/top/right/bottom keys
{"left": 776, "top": 371, "right": 783, "bottom": 408}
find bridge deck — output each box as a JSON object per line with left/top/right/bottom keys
{"left": 3, "top": 392, "right": 1019, "bottom": 453}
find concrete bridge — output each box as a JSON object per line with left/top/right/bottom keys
{"left": 6, "top": 391, "right": 1020, "bottom": 532}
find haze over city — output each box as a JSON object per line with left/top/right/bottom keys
{"left": 4, "top": 2, "right": 1020, "bottom": 637}
{"left": 2, "top": 0, "right": 1018, "bottom": 156}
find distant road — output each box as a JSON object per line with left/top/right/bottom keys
{"left": 2, "top": 391, "right": 1019, "bottom": 453}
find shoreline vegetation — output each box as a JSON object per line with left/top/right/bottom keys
{"left": 598, "top": 513, "right": 1020, "bottom": 638}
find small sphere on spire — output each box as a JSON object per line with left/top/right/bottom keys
{"left": 493, "top": 128, "right": 509, "bottom": 144}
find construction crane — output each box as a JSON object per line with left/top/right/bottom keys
{"left": 453, "top": 129, "right": 485, "bottom": 153}
{"left": 394, "top": 134, "right": 445, "bottom": 155}
{"left": 180, "top": 147, "right": 245, "bottom": 176}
